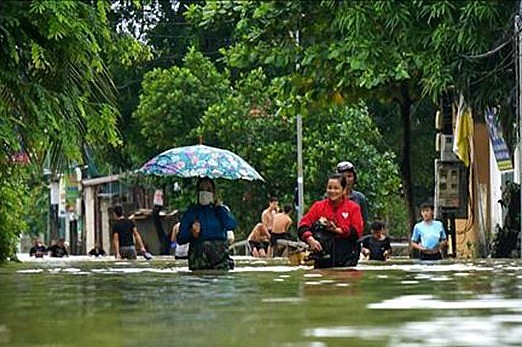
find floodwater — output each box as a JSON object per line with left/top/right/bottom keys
{"left": 0, "top": 256, "right": 521, "bottom": 347}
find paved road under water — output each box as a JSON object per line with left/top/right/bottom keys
{"left": 1, "top": 256, "right": 521, "bottom": 346}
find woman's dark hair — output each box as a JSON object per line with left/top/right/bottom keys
{"left": 328, "top": 173, "right": 347, "bottom": 190}
{"left": 197, "top": 176, "right": 216, "bottom": 191}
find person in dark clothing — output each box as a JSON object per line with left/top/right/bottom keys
{"left": 112, "top": 205, "right": 146, "bottom": 260}
{"left": 298, "top": 174, "right": 364, "bottom": 268}
{"left": 177, "top": 177, "right": 237, "bottom": 271}
{"left": 48, "top": 238, "right": 68, "bottom": 258}
{"left": 88, "top": 243, "right": 107, "bottom": 257}
{"left": 336, "top": 161, "right": 369, "bottom": 230}
{"left": 361, "top": 221, "right": 392, "bottom": 261}
{"left": 29, "top": 239, "right": 47, "bottom": 258}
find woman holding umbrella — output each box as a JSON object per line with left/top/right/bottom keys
{"left": 177, "top": 177, "right": 237, "bottom": 270}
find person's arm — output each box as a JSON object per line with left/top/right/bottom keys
{"left": 113, "top": 232, "right": 120, "bottom": 259}
{"left": 297, "top": 202, "right": 323, "bottom": 251}
{"left": 438, "top": 222, "right": 448, "bottom": 249}
{"left": 360, "top": 195, "right": 369, "bottom": 228}
{"left": 133, "top": 228, "right": 146, "bottom": 253}
{"left": 410, "top": 225, "right": 424, "bottom": 251}
{"left": 216, "top": 205, "right": 237, "bottom": 230}
{"left": 284, "top": 216, "right": 292, "bottom": 233}
{"left": 177, "top": 208, "right": 196, "bottom": 244}
{"left": 247, "top": 229, "right": 255, "bottom": 241}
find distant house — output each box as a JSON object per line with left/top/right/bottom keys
{"left": 81, "top": 174, "right": 178, "bottom": 256}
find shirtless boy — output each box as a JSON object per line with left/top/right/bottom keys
{"left": 270, "top": 203, "right": 293, "bottom": 257}
{"left": 261, "top": 197, "right": 279, "bottom": 233}
{"left": 247, "top": 223, "right": 271, "bottom": 257}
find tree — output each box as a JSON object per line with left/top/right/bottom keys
{"left": 186, "top": 0, "right": 517, "bottom": 230}
{"left": 195, "top": 67, "right": 400, "bottom": 237}
{"left": 132, "top": 48, "right": 230, "bottom": 160}
{"left": 0, "top": 0, "right": 128, "bottom": 261}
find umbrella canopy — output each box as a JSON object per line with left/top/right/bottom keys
{"left": 138, "top": 144, "right": 264, "bottom": 181}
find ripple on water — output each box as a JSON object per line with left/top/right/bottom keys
{"left": 368, "top": 294, "right": 522, "bottom": 310}
{"left": 303, "top": 314, "right": 522, "bottom": 346}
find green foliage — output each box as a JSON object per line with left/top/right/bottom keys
{"left": 132, "top": 48, "right": 230, "bottom": 161}
{"left": 0, "top": 0, "right": 122, "bottom": 171}
{"left": 186, "top": 0, "right": 517, "bottom": 232}
{"left": 195, "top": 67, "right": 401, "bottom": 237}
{"left": 0, "top": 0, "right": 132, "bottom": 260}
{"left": 0, "top": 166, "right": 29, "bottom": 262}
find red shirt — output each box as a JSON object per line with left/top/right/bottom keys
{"left": 299, "top": 197, "right": 364, "bottom": 241}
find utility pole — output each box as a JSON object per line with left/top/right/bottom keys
{"left": 295, "top": 28, "right": 304, "bottom": 222}
{"left": 515, "top": 4, "right": 522, "bottom": 258}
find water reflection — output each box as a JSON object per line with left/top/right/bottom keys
{"left": 0, "top": 257, "right": 520, "bottom": 346}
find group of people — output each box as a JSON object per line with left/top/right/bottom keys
{"left": 106, "top": 159, "right": 447, "bottom": 271}
{"left": 247, "top": 197, "right": 294, "bottom": 258}
{"left": 29, "top": 238, "right": 69, "bottom": 258}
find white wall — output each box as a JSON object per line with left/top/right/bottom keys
{"left": 84, "top": 187, "right": 96, "bottom": 253}
{"left": 489, "top": 142, "right": 503, "bottom": 231}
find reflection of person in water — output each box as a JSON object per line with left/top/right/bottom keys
{"left": 302, "top": 269, "right": 363, "bottom": 297}
{"left": 298, "top": 173, "right": 363, "bottom": 268}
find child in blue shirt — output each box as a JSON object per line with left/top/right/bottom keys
{"left": 411, "top": 201, "right": 447, "bottom": 260}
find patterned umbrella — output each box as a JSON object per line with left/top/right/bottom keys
{"left": 139, "top": 144, "right": 264, "bottom": 181}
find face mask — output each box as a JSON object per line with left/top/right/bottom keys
{"left": 198, "top": 191, "right": 214, "bottom": 205}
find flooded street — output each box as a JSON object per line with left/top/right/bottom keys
{"left": 1, "top": 256, "right": 521, "bottom": 346}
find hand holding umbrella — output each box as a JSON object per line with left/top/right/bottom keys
{"left": 191, "top": 219, "right": 201, "bottom": 239}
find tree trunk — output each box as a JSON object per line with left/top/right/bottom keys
{"left": 397, "top": 84, "right": 417, "bottom": 233}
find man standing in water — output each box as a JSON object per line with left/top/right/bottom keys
{"left": 112, "top": 205, "right": 147, "bottom": 260}
{"left": 336, "top": 161, "right": 369, "bottom": 229}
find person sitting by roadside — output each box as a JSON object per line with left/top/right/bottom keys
{"left": 48, "top": 238, "right": 69, "bottom": 258}
{"left": 360, "top": 221, "right": 392, "bottom": 261}
{"left": 247, "top": 223, "right": 271, "bottom": 257}
{"left": 29, "top": 239, "right": 47, "bottom": 258}
{"left": 88, "top": 242, "right": 107, "bottom": 257}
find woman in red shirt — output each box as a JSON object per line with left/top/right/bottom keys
{"left": 298, "top": 173, "right": 364, "bottom": 268}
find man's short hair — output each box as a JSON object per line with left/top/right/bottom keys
{"left": 283, "top": 203, "right": 293, "bottom": 214}
{"left": 419, "top": 201, "right": 434, "bottom": 211}
{"left": 113, "top": 205, "right": 124, "bottom": 217}
{"left": 370, "top": 220, "right": 386, "bottom": 232}
{"left": 269, "top": 196, "right": 278, "bottom": 203}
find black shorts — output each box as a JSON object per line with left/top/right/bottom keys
{"left": 270, "top": 232, "right": 291, "bottom": 246}
{"left": 249, "top": 241, "right": 269, "bottom": 252}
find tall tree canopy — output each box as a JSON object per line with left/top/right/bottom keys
{"left": 0, "top": 0, "right": 144, "bottom": 261}
{"left": 186, "top": 0, "right": 517, "bottom": 228}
